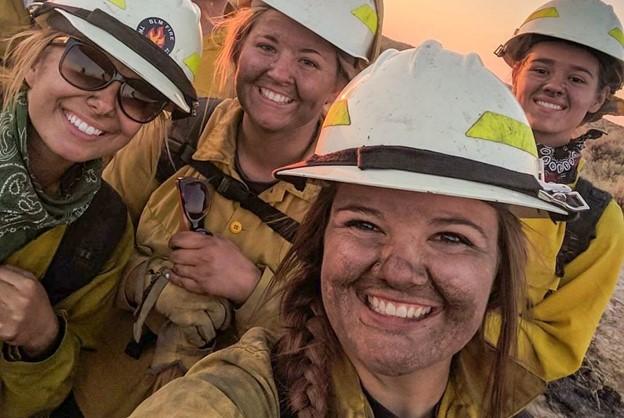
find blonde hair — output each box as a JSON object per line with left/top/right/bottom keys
{"left": 273, "top": 184, "right": 527, "bottom": 418}
{"left": 1, "top": 25, "right": 168, "bottom": 145}
{"left": 1, "top": 27, "right": 61, "bottom": 111}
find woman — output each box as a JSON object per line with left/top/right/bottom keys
{"left": 490, "top": 0, "right": 624, "bottom": 383}
{"left": 129, "top": 43, "right": 582, "bottom": 418}
{"left": 73, "top": 0, "right": 384, "bottom": 416}
{"left": 0, "top": 0, "right": 201, "bottom": 416}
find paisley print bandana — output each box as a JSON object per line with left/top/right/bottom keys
{"left": 538, "top": 129, "right": 605, "bottom": 184}
{"left": 0, "top": 92, "right": 102, "bottom": 261}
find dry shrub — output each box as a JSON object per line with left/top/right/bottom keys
{"left": 581, "top": 120, "right": 624, "bottom": 207}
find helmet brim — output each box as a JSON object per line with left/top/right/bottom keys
{"left": 276, "top": 165, "right": 568, "bottom": 217}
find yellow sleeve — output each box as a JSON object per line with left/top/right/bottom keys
{"left": 193, "top": 30, "right": 231, "bottom": 98}
{"left": 0, "top": 221, "right": 134, "bottom": 418}
{"left": 486, "top": 200, "right": 624, "bottom": 381}
{"left": 234, "top": 266, "right": 281, "bottom": 337}
{"left": 129, "top": 328, "right": 280, "bottom": 418}
{"left": 0, "top": 0, "right": 30, "bottom": 57}
{"left": 103, "top": 124, "right": 164, "bottom": 225}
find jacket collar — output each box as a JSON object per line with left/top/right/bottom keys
{"left": 192, "top": 98, "right": 321, "bottom": 204}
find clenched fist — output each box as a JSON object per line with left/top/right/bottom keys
{"left": 0, "top": 265, "right": 59, "bottom": 358}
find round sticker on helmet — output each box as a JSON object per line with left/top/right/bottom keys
{"left": 137, "top": 17, "right": 176, "bottom": 54}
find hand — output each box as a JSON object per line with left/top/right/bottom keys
{"left": 168, "top": 231, "right": 261, "bottom": 305}
{"left": 0, "top": 265, "right": 59, "bottom": 357}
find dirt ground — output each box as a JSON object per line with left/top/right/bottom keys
{"left": 524, "top": 119, "right": 624, "bottom": 417}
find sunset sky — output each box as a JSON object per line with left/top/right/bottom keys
{"left": 382, "top": 0, "right": 624, "bottom": 123}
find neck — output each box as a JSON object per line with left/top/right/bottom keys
{"left": 196, "top": 0, "right": 230, "bottom": 33}
{"left": 236, "top": 115, "right": 318, "bottom": 183}
{"left": 27, "top": 132, "right": 73, "bottom": 193}
{"left": 532, "top": 129, "right": 576, "bottom": 148}
{"left": 355, "top": 358, "right": 451, "bottom": 418}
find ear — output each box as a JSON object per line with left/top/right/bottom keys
{"left": 588, "top": 85, "right": 610, "bottom": 114}
{"left": 323, "top": 77, "right": 348, "bottom": 107}
{"left": 23, "top": 53, "right": 46, "bottom": 89}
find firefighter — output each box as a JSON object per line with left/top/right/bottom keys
{"left": 130, "top": 41, "right": 584, "bottom": 418}
{"left": 75, "top": 1, "right": 385, "bottom": 416}
{"left": 0, "top": 0, "right": 201, "bottom": 416}
{"left": 490, "top": 0, "right": 624, "bottom": 383}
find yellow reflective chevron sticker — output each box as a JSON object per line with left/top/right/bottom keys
{"left": 609, "top": 27, "right": 624, "bottom": 48}
{"left": 521, "top": 7, "right": 559, "bottom": 26}
{"left": 323, "top": 99, "right": 351, "bottom": 128}
{"left": 107, "top": 0, "right": 127, "bottom": 9}
{"left": 184, "top": 53, "right": 201, "bottom": 78}
{"left": 466, "top": 111, "right": 537, "bottom": 157}
{"left": 352, "top": 4, "right": 378, "bottom": 34}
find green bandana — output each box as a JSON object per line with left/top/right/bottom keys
{"left": 0, "top": 92, "right": 102, "bottom": 262}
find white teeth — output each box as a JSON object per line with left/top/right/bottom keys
{"left": 536, "top": 100, "right": 563, "bottom": 110}
{"left": 260, "top": 88, "right": 293, "bottom": 104}
{"left": 65, "top": 112, "right": 103, "bottom": 136}
{"left": 367, "top": 295, "right": 432, "bottom": 320}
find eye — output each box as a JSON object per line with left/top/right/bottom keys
{"left": 434, "top": 232, "right": 474, "bottom": 247}
{"left": 529, "top": 66, "right": 548, "bottom": 76}
{"left": 256, "top": 43, "right": 276, "bottom": 53}
{"left": 569, "top": 75, "right": 586, "bottom": 84}
{"left": 300, "top": 57, "right": 319, "bottom": 69}
{"left": 345, "top": 219, "right": 381, "bottom": 233}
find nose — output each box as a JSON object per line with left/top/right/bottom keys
{"left": 373, "top": 243, "right": 430, "bottom": 289}
{"left": 86, "top": 82, "right": 120, "bottom": 116}
{"left": 542, "top": 72, "right": 566, "bottom": 97}
{"left": 266, "top": 53, "right": 294, "bottom": 84}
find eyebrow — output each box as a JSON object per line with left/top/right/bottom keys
{"left": 529, "top": 58, "right": 597, "bottom": 78}
{"left": 257, "top": 34, "right": 323, "bottom": 56}
{"left": 333, "top": 204, "right": 384, "bottom": 218}
{"left": 333, "top": 204, "right": 491, "bottom": 239}
{"left": 431, "top": 217, "right": 489, "bottom": 239}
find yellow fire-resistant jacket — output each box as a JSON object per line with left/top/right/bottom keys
{"left": 0, "top": 0, "right": 30, "bottom": 57}
{"left": 485, "top": 173, "right": 624, "bottom": 382}
{"left": 107, "top": 98, "right": 320, "bottom": 333}
{"left": 70, "top": 99, "right": 321, "bottom": 418}
{"left": 0, "top": 219, "right": 133, "bottom": 418}
{"left": 129, "top": 327, "right": 546, "bottom": 418}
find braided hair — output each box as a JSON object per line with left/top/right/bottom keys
{"left": 272, "top": 184, "right": 527, "bottom": 418}
{"left": 273, "top": 184, "right": 337, "bottom": 418}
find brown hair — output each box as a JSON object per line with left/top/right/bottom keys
{"left": 272, "top": 183, "right": 527, "bottom": 418}
{"left": 510, "top": 34, "right": 623, "bottom": 124}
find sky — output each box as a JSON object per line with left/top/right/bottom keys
{"left": 382, "top": 0, "right": 624, "bottom": 124}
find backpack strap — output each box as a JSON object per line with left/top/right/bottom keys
{"left": 555, "top": 177, "right": 612, "bottom": 277}
{"left": 156, "top": 97, "right": 223, "bottom": 183}
{"left": 41, "top": 181, "right": 128, "bottom": 305}
{"left": 155, "top": 96, "right": 300, "bottom": 243}
{"left": 187, "top": 159, "right": 299, "bottom": 243}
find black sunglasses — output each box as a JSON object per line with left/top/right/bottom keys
{"left": 54, "top": 37, "right": 168, "bottom": 123}
{"left": 176, "top": 177, "right": 211, "bottom": 235}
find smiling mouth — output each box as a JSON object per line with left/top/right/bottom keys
{"left": 65, "top": 111, "right": 103, "bottom": 137}
{"left": 534, "top": 99, "right": 564, "bottom": 111}
{"left": 366, "top": 295, "right": 434, "bottom": 320}
{"left": 259, "top": 87, "right": 294, "bottom": 105}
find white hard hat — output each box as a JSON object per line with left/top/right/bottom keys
{"left": 496, "top": 0, "right": 624, "bottom": 67}
{"left": 259, "top": 0, "right": 378, "bottom": 62}
{"left": 276, "top": 41, "right": 588, "bottom": 218}
{"left": 36, "top": 0, "right": 203, "bottom": 113}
